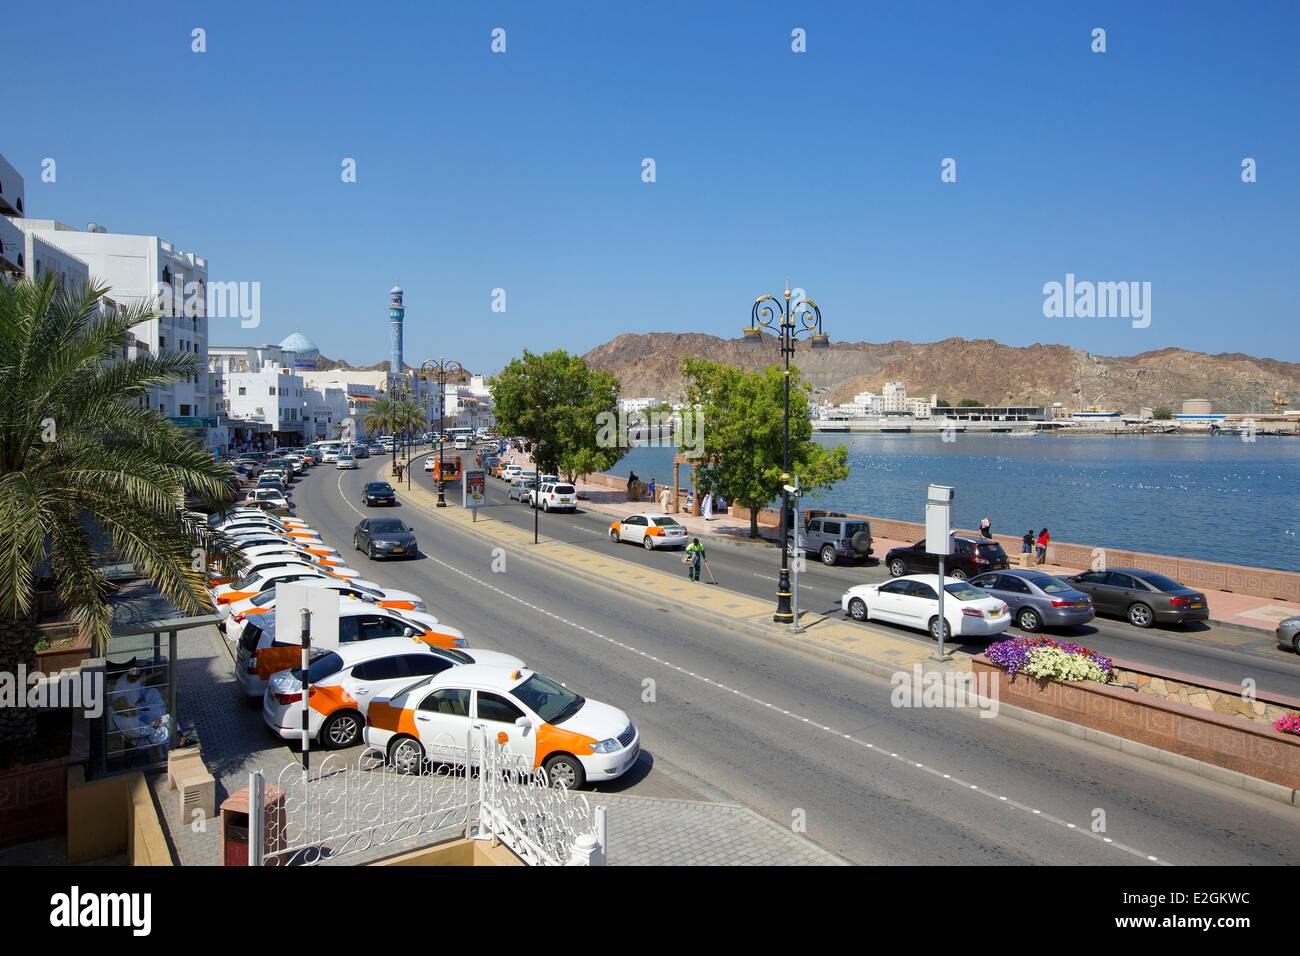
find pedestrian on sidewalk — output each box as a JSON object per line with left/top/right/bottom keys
{"left": 648, "top": 477, "right": 656, "bottom": 504}
{"left": 1035, "top": 527, "right": 1050, "bottom": 564}
{"left": 685, "top": 537, "right": 706, "bottom": 581}
{"left": 659, "top": 486, "right": 673, "bottom": 512}
{"left": 979, "top": 517, "right": 992, "bottom": 539}
{"left": 1021, "top": 529, "right": 1034, "bottom": 556}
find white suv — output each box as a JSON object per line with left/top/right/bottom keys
{"left": 531, "top": 482, "right": 577, "bottom": 512}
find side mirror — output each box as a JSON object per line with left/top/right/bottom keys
{"left": 514, "top": 716, "right": 533, "bottom": 732}
{"left": 402, "top": 626, "right": 418, "bottom": 638}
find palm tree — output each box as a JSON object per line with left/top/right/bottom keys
{"left": 0, "top": 275, "right": 239, "bottom": 753}
{"left": 364, "top": 395, "right": 399, "bottom": 470}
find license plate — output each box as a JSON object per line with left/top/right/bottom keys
{"left": 1190, "top": 602, "right": 1203, "bottom": 609}
{"left": 391, "top": 547, "right": 404, "bottom": 554}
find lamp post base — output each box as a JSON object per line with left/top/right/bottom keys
{"left": 436, "top": 482, "right": 447, "bottom": 508}
{"left": 773, "top": 570, "right": 794, "bottom": 624}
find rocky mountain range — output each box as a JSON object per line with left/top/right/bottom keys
{"left": 581, "top": 333, "right": 1300, "bottom": 413}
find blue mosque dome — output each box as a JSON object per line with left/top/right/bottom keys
{"left": 279, "top": 330, "right": 320, "bottom": 369}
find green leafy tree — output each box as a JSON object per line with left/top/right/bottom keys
{"left": 1152, "top": 406, "right": 1173, "bottom": 420}
{"left": 957, "top": 399, "right": 982, "bottom": 407}
{"left": 490, "top": 350, "right": 624, "bottom": 482}
{"left": 682, "top": 357, "right": 849, "bottom": 538}
{"left": 0, "top": 275, "right": 239, "bottom": 754}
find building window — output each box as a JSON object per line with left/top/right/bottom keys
{"left": 238, "top": 386, "right": 247, "bottom": 396}
{"left": 179, "top": 404, "right": 191, "bottom": 416}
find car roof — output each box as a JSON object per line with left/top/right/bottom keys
{"left": 423, "top": 663, "right": 528, "bottom": 691}
{"left": 886, "top": 574, "right": 981, "bottom": 587}
{"left": 331, "top": 636, "right": 435, "bottom": 664}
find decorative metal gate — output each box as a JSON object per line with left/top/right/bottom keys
{"left": 250, "top": 726, "right": 605, "bottom": 866}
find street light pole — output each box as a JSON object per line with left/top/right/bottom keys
{"left": 421, "top": 357, "right": 462, "bottom": 508}
{"left": 744, "top": 282, "right": 830, "bottom": 626}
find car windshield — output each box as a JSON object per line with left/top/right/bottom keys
{"left": 1137, "top": 572, "right": 1185, "bottom": 592}
{"left": 230, "top": 571, "right": 266, "bottom": 590}
{"left": 250, "top": 589, "right": 282, "bottom": 607}
{"left": 370, "top": 520, "right": 408, "bottom": 534}
{"left": 365, "top": 483, "right": 392, "bottom": 492}
{"left": 512, "top": 673, "right": 585, "bottom": 724}
{"left": 652, "top": 517, "right": 682, "bottom": 527}
{"left": 945, "top": 583, "right": 985, "bottom": 601}
{"left": 290, "top": 652, "right": 343, "bottom": 684}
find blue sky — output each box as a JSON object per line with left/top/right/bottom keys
{"left": 8, "top": 1, "right": 1298, "bottom": 372}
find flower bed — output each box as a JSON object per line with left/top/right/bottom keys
{"left": 1276, "top": 713, "right": 1300, "bottom": 737}
{"left": 985, "top": 636, "right": 1114, "bottom": 684}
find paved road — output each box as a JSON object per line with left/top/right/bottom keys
{"left": 289, "top": 460, "right": 1300, "bottom": 865}
{"left": 447, "top": 463, "right": 1300, "bottom": 697}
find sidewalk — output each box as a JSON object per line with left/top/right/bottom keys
{"left": 498, "top": 455, "right": 1297, "bottom": 636}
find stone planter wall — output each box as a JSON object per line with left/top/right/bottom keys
{"left": 972, "top": 654, "right": 1300, "bottom": 790}
{"left": 0, "top": 711, "right": 90, "bottom": 846}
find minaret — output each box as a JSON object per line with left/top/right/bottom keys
{"left": 388, "top": 285, "right": 404, "bottom": 394}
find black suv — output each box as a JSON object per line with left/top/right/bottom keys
{"left": 884, "top": 535, "right": 1009, "bottom": 580}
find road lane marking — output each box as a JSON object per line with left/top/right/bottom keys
{"left": 326, "top": 469, "right": 1169, "bottom": 866}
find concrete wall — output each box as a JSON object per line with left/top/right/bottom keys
{"left": 371, "top": 838, "right": 524, "bottom": 866}
{"left": 972, "top": 656, "right": 1300, "bottom": 790}
{"left": 67, "top": 769, "right": 171, "bottom": 865}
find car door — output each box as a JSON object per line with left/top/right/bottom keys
{"left": 1069, "top": 570, "right": 1108, "bottom": 607}
{"left": 1103, "top": 572, "right": 1142, "bottom": 613}
{"left": 869, "top": 580, "right": 911, "bottom": 623}
{"left": 473, "top": 690, "right": 537, "bottom": 767}
{"left": 353, "top": 613, "right": 413, "bottom": 643}
{"left": 907, "top": 542, "right": 934, "bottom": 574}
{"left": 412, "top": 687, "right": 474, "bottom": 761}
{"left": 356, "top": 521, "right": 370, "bottom": 548}
{"left": 993, "top": 573, "right": 1030, "bottom": 611}
{"left": 902, "top": 580, "right": 939, "bottom": 627}
{"left": 622, "top": 516, "right": 647, "bottom": 544}
{"left": 348, "top": 654, "right": 454, "bottom": 713}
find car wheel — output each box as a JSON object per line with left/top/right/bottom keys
{"left": 368, "top": 544, "right": 378, "bottom": 560}
{"left": 389, "top": 736, "right": 426, "bottom": 775}
{"left": 889, "top": 559, "right": 906, "bottom": 577}
{"left": 950, "top": 568, "right": 968, "bottom": 581}
{"left": 1128, "top": 603, "right": 1155, "bottom": 628}
{"left": 541, "top": 500, "right": 550, "bottom": 512}
{"left": 321, "top": 711, "right": 362, "bottom": 749}
{"left": 928, "top": 616, "right": 952, "bottom": 642}
{"left": 848, "top": 597, "right": 868, "bottom": 621}
{"left": 353, "top": 535, "right": 361, "bottom": 551}
{"left": 1017, "top": 608, "right": 1041, "bottom": 632}
{"left": 643, "top": 536, "right": 655, "bottom": 550}
{"left": 542, "top": 753, "right": 585, "bottom": 791}
{"left": 820, "top": 545, "right": 837, "bottom": 566}
{"left": 1293, "top": 633, "right": 1299, "bottom": 654}
{"left": 609, "top": 529, "right": 620, "bottom": 543}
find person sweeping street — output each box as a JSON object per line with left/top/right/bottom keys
{"left": 685, "top": 537, "right": 706, "bottom": 582}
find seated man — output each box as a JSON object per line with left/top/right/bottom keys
{"left": 111, "top": 666, "right": 171, "bottom": 753}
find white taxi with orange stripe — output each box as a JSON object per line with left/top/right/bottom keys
{"left": 364, "top": 665, "right": 639, "bottom": 790}
{"left": 226, "top": 531, "right": 338, "bottom": 560}
{"left": 208, "top": 551, "right": 355, "bottom": 589}
{"left": 211, "top": 566, "right": 334, "bottom": 615}
{"left": 233, "top": 602, "right": 469, "bottom": 697}
{"left": 225, "top": 577, "right": 424, "bottom": 634}
{"left": 215, "top": 509, "right": 309, "bottom": 529}
{"left": 261, "top": 638, "right": 526, "bottom": 749}
{"left": 608, "top": 513, "right": 688, "bottom": 550}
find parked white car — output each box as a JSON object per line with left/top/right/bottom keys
{"left": 840, "top": 574, "right": 1011, "bottom": 641}
{"left": 364, "top": 664, "right": 639, "bottom": 789}
{"left": 261, "top": 638, "right": 525, "bottom": 748}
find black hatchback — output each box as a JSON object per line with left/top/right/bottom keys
{"left": 363, "top": 481, "right": 397, "bottom": 507}
{"left": 885, "top": 535, "right": 1009, "bottom": 580}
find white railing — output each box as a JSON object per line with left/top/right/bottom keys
{"left": 251, "top": 725, "right": 606, "bottom": 866}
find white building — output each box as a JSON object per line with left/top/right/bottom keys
{"left": 10, "top": 219, "right": 211, "bottom": 426}
{"left": 221, "top": 363, "right": 310, "bottom": 443}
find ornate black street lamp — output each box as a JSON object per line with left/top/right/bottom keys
{"left": 744, "top": 283, "right": 830, "bottom": 625}
{"left": 420, "top": 356, "right": 462, "bottom": 508}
